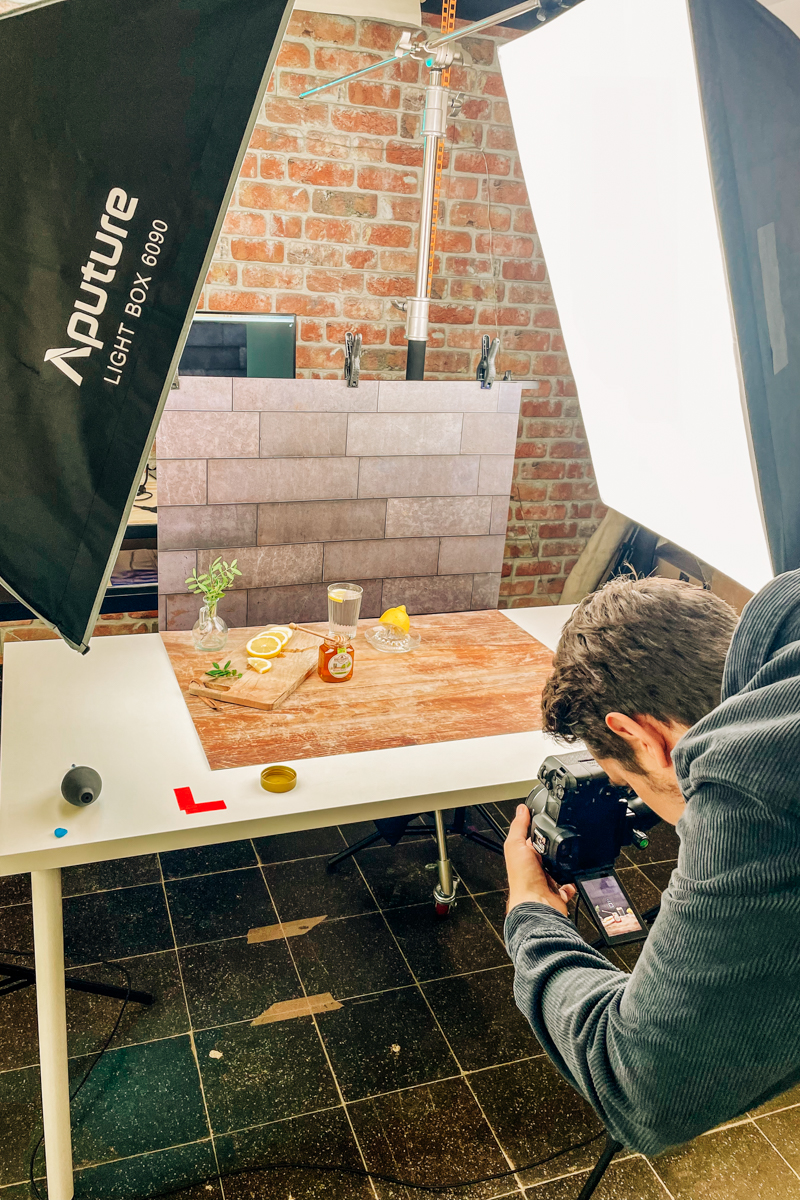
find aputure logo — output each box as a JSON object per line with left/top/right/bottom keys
{"left": 44, "top": 188, "right": 139, "bottom": 386}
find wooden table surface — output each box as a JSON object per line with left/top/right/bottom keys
{"left": 161, "top": 610, "right": 555, "bottom": 771}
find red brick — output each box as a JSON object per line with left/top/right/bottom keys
{"left": 572, "top": 482, "right": 600, "bottom": 501}
{"left": 400, "top": 112, "right": 421, "bottom": 139}
{"left": 241, "top": 264, "right": 303, "bottom": 289}
{"left": 424, "top": 350, "right": 472, "bottom": 374}
{"left": 501, "top": 260, "right": 545, "bottom": 282}
{"left": 515, "top": 441, "right": 547, "bottom": 462}
{"left": 359, "top": 20, "right": 398, "bottom": 50}
{"left": 500, "top": 580, "right": 537, "bottom": 596}
{"left": 521, "top": 397, "right": 562, "bottom": 418}
{"left": 288, "top": 159, "right": 354, "bottom": 187}
{"left": 364, "top": 223, "right": 412, "bottom": 248}
{"left": 385, "top": 57, "right": 421, "bottom": 85}
{"left": 462, "top": 36, "right": 495, "bottom": 65}
{"left": 531, "top": 353, "right": 572, "bottom": 376}
{"left": 461, "top": 98, "right": 492, "bottom": 122}
{"left": 389, "top": 198, "right": 421, "bottom": 222}
{"left": 437, "top": 230, "right": 472, "bottom": 253}
{"left": 450, "top": 202, "right": 511, "bottom": 231}
{"left": 386, "top": 140, "right": 424, "bottom": 168}
{"left": 478, "top": 306, "right": 528, "bottom": 327}
{"left": 428, "top": 303, "right": 475, "bottom": 325}
{"left": 449, "top": 279, "right": 502, "bottom": 302}
{"left": 532, "top": 308, "right": 560, "bottom": 328}
{"left": 280, "top": 72, "right": 339, "bottom": 98}
{"left": 514, "top": 560, "right": 561, "bottom": 576}
{"left": 304, "top": 132, "right": 352, "bottom": 161}
{"left": 223, "top": 211, "right": 266, "bottom": 236}
{"left": 488, "top": 180, "right": 528, "bottom": 206}
{"left": 343, "top": 297, "right": 384, "bottom": 320}
{"left": 550, "top": 441, "right": 590, "bottom": 460}
{"left": 304, "top": 269, "right": 363, "bottom": 293}
{"left": 503, "top": 331, "right": 549, "bottom": 352}
{"left": 345, "top": 248, "right": 377, "bottom": 269}
{"left": 444, "top": 256, "right": 491, "bottom": 278}
{"left": 366, "top": 275, "right": 413, "bottom": 298}
{"left": 481, "top": 72, "right": 507, "bottom": 98}
{"left": 439, "top": 176, "right": 479, "bottom": 201}
{"left": 513, "top": 482, "right": 549, "bottom": 502}
{"left": 263, "top": 98, "right": 328, "bottom": 128}
{"left": 303, "top": 217, "right": 357, "bottom": 243}
{"left": 551, "top": 335, "right": 566, "bottom": 352}
{"left": 509, "top": 283, "right": 553, "bottom": 305}
{"left": 231, "top": 239, "right": 284, "bottom": 263}
{"left": 288, "top": 11, "right": 355, "bottom": 43}
{"left": 240, "top": 153, "right": 257, "bottom": 178}
{"left": 493, "top": 100, "right": 512, "bottom": 124}
{"left": 206, "top": 263, "right": 237, "bottom": 285}
{"left": 524, "top": 419, "right": 573, "bottom": 438}
{"left": 331, "top": 107, "right": 397, "bottom": 136}
{"left": 541, "top": 540, "right": 584, "bottom": 557}
{"left": 487, "top": 125, "right": 516, "bottom": 151}
{"left": 454, "top": 151, "right": 510, "bottom": 176}
{"left": 555, "top": 377, "right": 578, "bottom": 396}
{"left": 207, "top": 290, "right": 271, "bottom": 312}
{"left": 569, "top": 503, "right": 595, "bottom": 519}
{"left": 389, "top": 325, "right": 407, "bottom": 346}
{"left": 357, "top": 166, "right": 418, "bottom": 195}
{"left": 379, "top": 250, "right": 416, "bottom": 273}
{"left": 300, "top": 319, "right": 323, "bottom": 342}
{"left": 360, "top": 348, "right": 407, "bottom": 372}
{"left": 258, "top": 154, "right": 285, "bottom": 180}
{"left": 287, "top": 244, "right": 343, "bottom": 267}
{"left": 514, "top": 209, "right": 536, "bottom": 234}
{"left": 326, "top": 321, "right": 387, "bottom": 345}
{"left": 315, "top": 47, "right": 382, "bottom": 74}
{"left": 446, "top": 328, "right": 486, "bottom": 350}
{"left": 239, "top": 183, "right": 309, "bottom": 212}
{"left": 276, "top": 293, "right": 338, "bottom": 316}
{"left": 348, "top": 80, "right": 400, "bottom": 109}
{"left": 538, "top": 522, "right": 579, "bottom": 539}
{"left": 296, "top": 345, "right": 346, "bottom": 369}
{"left": 311, "top": 189, "right": 378, "bottom": 218}
{"left": 275, "top": 41, "right": 310, "bottom": 68}
{"left": 476, "top": 234, "right": 534, "bottom": 258}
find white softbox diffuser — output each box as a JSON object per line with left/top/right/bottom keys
{"left": 499, "top": 0, "right": 774, "bottom": 591}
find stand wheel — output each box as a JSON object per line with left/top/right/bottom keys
{"left": 435, "top": 901, "right": 452, "bottom": 918}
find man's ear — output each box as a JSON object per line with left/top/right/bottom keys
{"left": 605, "top": 712, "right": 673, "bottom": 769}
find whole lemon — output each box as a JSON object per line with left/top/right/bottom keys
{"left": 379, "top": 604, "right": 410, "bottom": 634}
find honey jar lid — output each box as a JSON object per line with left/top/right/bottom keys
{"left": 260, "top": 765, "right": 298, "bottom": 793}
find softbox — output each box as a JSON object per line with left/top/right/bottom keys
{"left": 500, "top": 0, "right": 800, "bottom": 591}
{"left": 0, "top": 0, "right": 292, "bottom": 651}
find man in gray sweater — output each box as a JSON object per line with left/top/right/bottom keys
{"left": 504, "top": 570, "right": 800, "bottom": 1154}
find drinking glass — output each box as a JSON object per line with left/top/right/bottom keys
{"left": 327, "top": 583, "right": 363, "bottom": 640}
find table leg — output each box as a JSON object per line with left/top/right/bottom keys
{"left": 432, "top": 809, "right": 458, "bottom": 914}
{"left": 31, "top": 868, "right": 74, "bottom": 1200}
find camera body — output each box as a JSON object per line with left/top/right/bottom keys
{"left": 526, "top": 751, "right": 661, "bottom": 885}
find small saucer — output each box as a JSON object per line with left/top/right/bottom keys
{"left": 364, "top": 624, "right": 421, "bottom": 654}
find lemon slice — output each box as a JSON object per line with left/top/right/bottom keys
{"left": 266, "top": 625, "right": 292, "bottom": 646}
{"left": 245, "top": 632, "right": 284, "bottom": 659}
{"left": 247, "top": 656, "right": 272, "bottom": 674}
{"left": 379, "top": 604, "right": 410, "bottom": 634}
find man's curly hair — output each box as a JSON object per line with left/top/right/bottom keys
{"left": 541, "top": 576, "right": 739, "bottom": 768}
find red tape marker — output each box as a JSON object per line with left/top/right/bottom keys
{"left": 174, "top": 786, "right": 226, "bottom": 815}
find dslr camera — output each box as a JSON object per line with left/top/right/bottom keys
{"left": 525, "top": 751, "right": 662, "bottom": 945}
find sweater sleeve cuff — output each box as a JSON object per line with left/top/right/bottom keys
{"left": 504, "top": 900, "right": 578, "bottom": 958}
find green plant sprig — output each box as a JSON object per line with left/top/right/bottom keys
{"left": 205, "top": 660, "right": 242, "bottom": 681}
{"left": 185, "top": 557, "right": 242, "bottom": 607}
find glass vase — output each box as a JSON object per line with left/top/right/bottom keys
{"left": 192, "top": 602, "right": 228, "bottom": 653}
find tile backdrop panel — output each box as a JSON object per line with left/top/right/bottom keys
{"left": 157, "top": 378, "right": 522, "bottom": 627}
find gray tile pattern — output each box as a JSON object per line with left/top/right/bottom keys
{"left": 158, "top": 379, "right": 522, "bottom": 628}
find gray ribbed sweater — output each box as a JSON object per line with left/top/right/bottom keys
{"left": 505, "top": 568, "right": 800, "bottom": 1154}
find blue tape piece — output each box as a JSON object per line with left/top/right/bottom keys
{"left": 54, "top": 828, "right": 68, "bottom": 838}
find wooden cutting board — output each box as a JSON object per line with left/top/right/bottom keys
{"left": 187, "top": 627, "right": 320, "bottom": 711}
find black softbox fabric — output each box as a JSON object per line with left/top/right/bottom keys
{"left": 0, "top": 0, "right": 291, "bottom": 650}
{"left": 689, "top": 0, "right": 800, "bottom": 575}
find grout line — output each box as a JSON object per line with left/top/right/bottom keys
{"left": 157, "top": 851, "right": 227, "bottom": 1199}
{"left": 642, "top": 1155, "right": 679, "bottom": 1200}
{"left": 255, "top": 853, "right": 381, "bottom": 1200}
{"left": 749, "top": 1118, "right": 800, "bottom": 1183}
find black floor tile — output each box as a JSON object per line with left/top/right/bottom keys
{"left": 216, "top": 1105, "right": 373, "bottom": 1200}
{"left": 615, "top": 866, "right": 663, "bottom": 915}
{"left": 638, "top": 860, "right": 677, "bottom": 892}
{"left": 160, "top": 839, "right": 257, "bottom": 879}
{"left": 263, "top": 856, "right": 377, "bottom": 923}
{"left": 447, "top": 838, "right": 509, "bottom": 896}
{"left": 65, "top": 950, "right": 189, "bottom": 1058}
{"left": 0, "top": 1064, "right": 41, "bottom": 1187}
{"left": 253, "top": 825, "right": 347, "bottom": 865}
{"left": 652, "top": 1120, "right": 800, "bottom": 1199}
{"left": 290, "top": 913, "right": 413, "bottom": 1000}
{"left": 337, "top": 816, "right": 429, "bottom": 847}
{"left": 384, "top": 896, "right": 507, "bottom": 981}
{"left": 620, "top": 821, "right": 680, "bottom": 866}
{"left": 423, "top": 966, "right": 542, "bottom": 1072}
{"left": 316, "top": 985, "right": 458, "bottom": 1102}
{"left": 0, "top": 873, "right": 31, "bottom": 907}
{"left": 69, "top": 1034, "right": 209, "bottom": 1168}
{"left": 494, "top": 798, "right": 527, "bottom": 824}
{"left": 524, "top": 1154, "right": 666, "bottom": 1198}
{"left": 348, "top": 1075, "right": 512, "bottom": 1200}
{"left": 0, "top": 902, "right": 33, "bottom": 956}
{"left": 0, "top": 985, "right": 38, "bottom": 1072}
{"left": 468, "top": 1057, "right": 604, "bottom": 1186}
{"left": 355, "top": 839, "right": 442, "bottom": 910}
{"left": 64, "top": 884, "right": 173, "bottom": 966}
{"left": 73, "top": 1140, "right": 223, "bottom": 1199}
{"left": 474, "top": 890, "right": 510, "bottom": 940}
{"left": 164, "top": 868, "right": 275, "bottom": 947}
{"left": 179, "top": 935, "right": 298, "bottom": 1028}
{"left": 195, "top": 1016, "right": 339, "bottom": 1134}
{"left": 62, "top": 854, "right": 161, "bottom": 897}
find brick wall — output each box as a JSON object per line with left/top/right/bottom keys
{"left": 0, "top": 611, "right": 159, "bottom": 664}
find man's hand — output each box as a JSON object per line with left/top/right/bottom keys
{"left": 504, "top": 804, "right": 576, "bottom": 917}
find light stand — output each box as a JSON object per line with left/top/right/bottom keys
{"left": 299, "top": 0, "right": 546, "bottom": 379}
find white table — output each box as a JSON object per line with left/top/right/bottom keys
{"left": 0, "top": 604, "right": 573, "bottom": 1200}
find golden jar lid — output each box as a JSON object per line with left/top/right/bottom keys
{"left": 260, "top": 765, "right": 297, "bottom": 793}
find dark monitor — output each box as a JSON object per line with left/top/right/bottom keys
{"left": 178, "top": 312, "right": 296, "bottom": 378}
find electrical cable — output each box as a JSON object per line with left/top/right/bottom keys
{"left": 1, "top": 944, "right": 606, "bottom": 1199}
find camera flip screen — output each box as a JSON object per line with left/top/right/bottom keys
{"left": 576, "top": 870, "right": 648, "bottom": 946}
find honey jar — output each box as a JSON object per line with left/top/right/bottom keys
{"left": 318, "top": 641, "right": 355, "bottom": 683}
